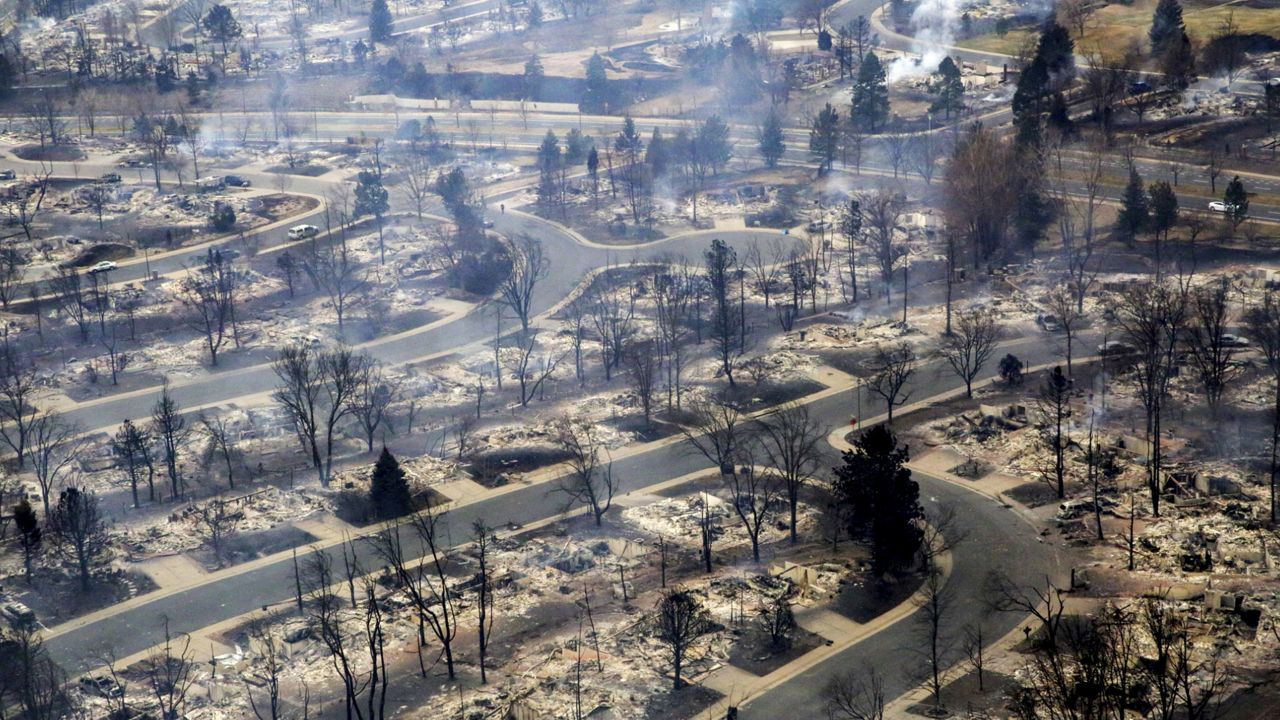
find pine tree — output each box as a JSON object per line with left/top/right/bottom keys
{"left": 809, "top": 103, "right": 840, "bottom": 173}
{"left": 369, "top": 0, "right": 393, "bottom": 44}
{"left": 1159, "top": 31, "right": 1195, "bottom": 90}
{"left": 1117, "top": 169, "right": 1149, "bottom": 241}
{"left": 369, "top": 447, "right": 413, "bottom": 520}
{"left": 757, "top": 106, "right": 785, "bottom": 167}
{"left": 851, "top": 52, "right": 890, "bottom": 132}
{"left": 1036, "top": 18, "right": 1075, "bottom": 81}
{"left": 832, "top": 425, "right": 923, "bottom": 575}
{"left": 354, "top": 170, "right": 390, "bottom": 263}
{"left": 14, "top": 498, "right": 41, "bottom": 582}
{"left": 1149, "top": 0, "right": 1185, "bottom": 56}
{"left": 522, "top": 54, "right": 544, "bottom": 100}
{"left": 696, "top": 115, "right": 732, "bottom": 174}
{"left": 1148, "top": 180, "right": 1179, "bottom": 244}
{"left": 536, "top": 130, "right": 562, "bottom": 213}
{"left": 1224, "top": 176, "right": 1249, "bottom": 231}
{"left": 929, "top": 56, "right": 965, "bottom": 119}
{"left": 580, "top": 52, "right": 609, "bottom": 113}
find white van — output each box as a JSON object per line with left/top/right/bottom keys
{"left": 288, "top": 224, "right": 320, "bottom": 240}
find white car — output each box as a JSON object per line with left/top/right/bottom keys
{"left": 1208, "top": 200, "right": 1237, "bottom": 213}
{"left": 198, "top": 176, "right": 225, "bottom": 190}
{"left": 88, "top": 261, "right": 118, "bottom": 274}
{"left": 288, "top": 224, "right": 320, "bottom": 240}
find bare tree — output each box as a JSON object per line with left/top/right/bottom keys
{"left": 860, "top": 190, "right": 904, "bottom": 305}
{"left": 353, "top": 361, "right": 399, "bottom": 453}
{"left": 48, "top": 486, "right": 107, "bottom": 592}
{"left": 200, "top": 414, "right": 240, "bottom": 489}
{"left": 1185, "top": 279, "right": 1239, "bottom": 418}
{"left": 113, "top": 418, "right": 156, "bottom": 506}
{"left": 4, "top": 167, "right": 50, "bottom": 245}
{"left": 586, "top": 273, "right": 637, "bottom": 381}
{"left": 1036, "top": 366, "right": 1073, "bottom": 500}
{"left": 301, "top": 240, "right": 365, "bottom": 335}
{"left": 272, "top": 344, "right": 368, "bottom": 485}
{"left": 721, "top": 445, "right": 782, "bottom": 563}
{"left": 823, "top": 664, "right": 885, "bottom": 720}
{"left": 399, "top": 152, "right": 433, "bottom": 219}
{"left": 177, "top": 251, "right": 238, "bottom": 366}
{"left": 624, "top": 339, "right": 659, "bottom": 426}
{"left": 936, "top": 307, "right": 1000, "bottom": 398}
{"left": 48, "top": 266, "right": 91, "bottom": 342}
{"left": 755, "top": 402, "right": 825, "bottom": 544}
{"left": 473, "top": 520, "right": 497, "bottom": 685}
{"left": 28, "top": 411, "right": 85, "bottom": 517}
{"left": 0, "top": 247, "right": 28, "bottom": 309}
{"left": 653, "top": 264, "right": 695, "bottom": 409}
{"left": 499, "top": 234, "right": 550, "bottom": 331}
{"left": 0, "top": 346, "right": 41, "bottom": 468}
{"left": 369, "top": 502, "right": 459, "bottom": 680}
{"left": 506, "top": 329, "right": 563, "bottom": 407}
{"left": 1114, "top": 281, "right": 1188, "bottom": 516}
{"left": 655, "top": 588, "right": 712, "bottom": 690}
{"left": 245, "top": 617, "right": 284, "bottom": 720}
{"left": 151, "top": 381, "right": 192, "bottom": 500}
{"left": 915, "top": 564, "right": 954, "bottom": 708}
{"left": 555, "top": 418, "right": 617, "bottom": 526}
{"left": 865, "top": 342, "right": 916, "bottom": 423}
{"left": 191, "top": 498, "right": 239, "bottom": 567}
{"left": 1245, "top": 291, "right": 1280, "bottom": 522}
{"left": 1045, "top": 284, "right": 1086, "bottom": 375}
{"left": 680, "top": 397, "right": 745, "bottom": 476}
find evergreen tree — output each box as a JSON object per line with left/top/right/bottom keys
{"left": 615, "top": 115, "right": 643, "bottom": 158}
{"left": 1036, "top": 18, "right": 1075, "bottom": 82}
{"left": 851, "top": 51, "right": 890, "bottom": 132}
{"left": 580, "top": 52, "right": 610, "bottom": 113}
{"left": 1149, "top": 0, "right": 1185, "bottom": 56}
{"left": 1159, "top": 31, "right": 1195, "bottom": 90}
{"left": 832, "top": 425, "right": 923, "bottom": 575}
{"left": 522, "top": 54, "right": 544, "bottom": 100}
{"left": 929, "top": 56, "right": 965, "bottom": 119}
{"left": 1148, "top": 180, "right": 1179, "bottom": 244}
{"left": 1012, "top": 55, "right": 1049, "bottom": 130}
{"left": 565, "top": 128, "right": 591, "bottom": 165}
{"left": 809, "top": 103, "right": 840, "bottom": 173}
{"left": 369, "top": 0, "right": 393, "bottom": 44}
{"left": 527, "top": 1, "right": 543, "bottom": 29}
{"left": 536, "top": 130, "right": 562, "bottom": 212}
{"left": 1224, "top": 176, "right": 1249, "bottom": 231}
{"left": 369, "top": 447, "right": 413, "bottom": 520}
{"left": 757, "top": 106, "right": 786, "bottom": 167}
{"left": 202, "top": 4, "right": 243, "bottom": 64}
{"left": 14, "top": 498, "right": 40, "bottom": 582}
{"left": 1116, "top": 168, "right": 1150, "bottom": 241}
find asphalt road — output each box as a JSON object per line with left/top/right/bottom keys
{"left": 43, "top": 330, "right": 1078, "bottom": 677}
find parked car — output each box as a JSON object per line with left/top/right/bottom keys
{"left": 288, "top": 224, "right": 319, "bottom": 240}
{"left": 198, "top": 176, "right": 225, "bottom": 190}
{"left": 2, "top": 601, "right": 36, "bottom": 628}
{"left": 88, "top": 261, "right": 118, "bottom": 274}
{"left": 1098, "top": 340, "right": 1136, "bottom": 357}
{"left": 1037, "top": 313, "right": 1062, "bottom": 332}
{"left": 65, "top": 236, "right": 83, "bottom": 245}
{"left": 223, "top": 175, "right": 251, "bottom": 187}
{"left": 99, "top": 172, "right": 122, "bottom": 184}
{"left": 79, "top": 675, "right": 124, "bottom": 698}
{"left": 0, "top": 169, "right": 15, "bottom": 180}
{"left": 1221, "top": 334, "right": 1251, "bottom": 348}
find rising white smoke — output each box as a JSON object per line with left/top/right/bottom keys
{"left": 886, "top": 0, "right": 963, "bottom": 83}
